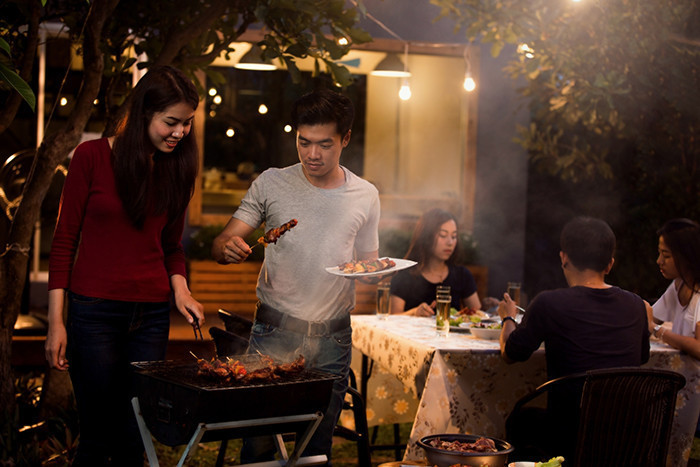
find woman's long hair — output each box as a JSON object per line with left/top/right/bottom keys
{"left": 112, "top": 66, "right": 199, "bottom": 229}
{"left": 658, "top": 218, "right": 700, "bottom": 292}
{"left": 405, "top": 208, "right": 460, "bottom": 274}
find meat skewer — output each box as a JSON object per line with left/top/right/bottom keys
{"left": 250, "top": 219, "right": 298, "bottom": 249}
{"left": 190, "top": 352, "right": 305, "bottom": 384}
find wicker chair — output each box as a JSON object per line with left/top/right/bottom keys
{"left": 506, "top": 367, "right": 685, "bottom": 467}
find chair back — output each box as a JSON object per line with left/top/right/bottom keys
{"left": 573, "top": 367, "right": 685, "bottom": 467}
{"left": 218, "top": 308, "right": 253, "bottom": 338}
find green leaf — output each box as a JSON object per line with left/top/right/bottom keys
{"left": 0, "top": 38, "right": 11, "bottom": 57}
{"left": 0, "top": 62, "right": 35, "bottom": 111}
{"left": 490, "top": 41, "right": 504, "bottom": 58}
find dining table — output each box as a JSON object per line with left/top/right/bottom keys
{"left": 349, "top": 314, "right": 700, "bottom": 467}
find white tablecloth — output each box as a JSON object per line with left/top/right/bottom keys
{"left": 350, "top": 314, "right": 700, "bottom": 466}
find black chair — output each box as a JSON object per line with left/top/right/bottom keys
{"left": 506, "top": 367, "right": 686, "bottom": 467}
{"left": 209, "top": 309, "right": 372, "bottom": 466}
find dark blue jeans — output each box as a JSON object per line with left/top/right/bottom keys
{"left": 241, "top": 320, "right": 352, "bottom": 465}
{"left": 66, "top": 292, "right": 170, "bottom": 466}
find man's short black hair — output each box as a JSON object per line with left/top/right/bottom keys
{"left": 560, "top": 216, "right": 616, "bottom": 272}
{"left": 290, "top": 89, "right": 354, "bottom": 137}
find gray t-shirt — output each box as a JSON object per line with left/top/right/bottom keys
{"left": 233, "top": 163, "right": 380, "bottom": 321}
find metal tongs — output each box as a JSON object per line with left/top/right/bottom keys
{"left": 188, "top": 310, "right": 204, "bottom": 340}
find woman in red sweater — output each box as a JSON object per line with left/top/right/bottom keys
{"left": 45, "top": 66, "right": 204, "bottom": 466}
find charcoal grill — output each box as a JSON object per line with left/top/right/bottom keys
{"left": 130, "top": 356, "right": 338, "bottom": 466}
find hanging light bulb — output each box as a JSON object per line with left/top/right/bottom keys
{"left": 398, "top": 43, "right": 412, "bottom": 100}
{"left": 463, "top": 45, "right": 477, "bottom": 92}
{"left": 463, "top": 73, "right": 476, "bottom": 92}
{"left": 399, "top": 79, "right": 412, "bottom": 100}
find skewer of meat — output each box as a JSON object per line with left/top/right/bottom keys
{"left": 251, "top": 219, "right": 298, "bottom": 249}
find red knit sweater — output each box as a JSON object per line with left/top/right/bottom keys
{"left": 48, "top": 138, "right": 187, "bottom": 302}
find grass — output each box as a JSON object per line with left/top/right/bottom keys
{"left": 153, "top": 423, "right": 413, "bottom": 466}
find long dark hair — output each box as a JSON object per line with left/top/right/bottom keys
{"left": 657, "top": 218, "right": 700, "bottom": 292}
{"left": 405, "top": 208, "right": 460, "bottom": 274}
{"left": 112, "top": 66, "right": 199, "bottom": 229}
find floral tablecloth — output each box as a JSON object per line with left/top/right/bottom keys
{"left": 350, "top": 314, "right": 700, "bottom": 467}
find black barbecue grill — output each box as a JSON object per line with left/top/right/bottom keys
{"left": 130, "top": 356, "right": 338, "bottom": 466}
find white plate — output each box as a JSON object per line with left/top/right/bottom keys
{"left": 325, "top": 258, "right": 417, "bottom": 277}
{"left": 470, "top": 326, "right": 502, "bottom": 340}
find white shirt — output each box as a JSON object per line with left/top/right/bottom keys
{"left": 653, "top": 282, "right": 700, "bottom": 337}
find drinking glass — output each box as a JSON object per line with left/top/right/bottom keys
{"left": 435, "top": 294, "right": 451, "bottom": 337}
{"left": 507, "top": 282, "right": 521, "bottom": 306}
{"left": 376, "top": 282, "right": 391, "bottom": 320}
{"left": 436, "top": 285, "right": 451, "bottom": 299}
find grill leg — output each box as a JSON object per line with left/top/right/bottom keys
{"left": 216, "top": 439, "right": 228, "bottom": 467}
{"left": 131, "top": 397, "right": 160, "bottom": 467}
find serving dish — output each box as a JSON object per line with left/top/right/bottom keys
{"left": 325, "top": 258, "right": 417, "bottom": 277}
{"left": 418, "top": 433, "right": 514, "bottom": 467}
{"left": 470, "top": 326, "right": 502, "bottom": 340}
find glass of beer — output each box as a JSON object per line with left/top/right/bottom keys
{"left": 507, "top": 282, "right": 521, "bottom": 306}
{"left": 376, "top": 282, "right": 391, "bottom": 320}
{"left": 435, "top": 294, "right": 451, "bottom": 337}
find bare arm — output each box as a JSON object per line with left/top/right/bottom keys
{"left": 461, "top": 292, "right": 481, "bottom": 312}
{"left": 655, "top": 321, "right": 700, "bottom": 360}
{"left": 212, "top": 217, "right": 257, "bottom": 264}
{"left": 45, "top": 288, "right": 69, "bottom": 370}
{"left": 170, "top": 273, "right": 205, "bottom": 325}
{"left": 390, "top": 294, "right": 435, "bottom": 316}
{"left": 497, "top": 293, "right": 518, "bottom": 363}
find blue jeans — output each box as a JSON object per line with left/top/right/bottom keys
{"left": 66, "top": 292, "right": 170, "bottom": 466}
{"left": 241, "top": 320, "right": 352, "bottom": 465}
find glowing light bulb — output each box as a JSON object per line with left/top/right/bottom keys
{"left": 226, "top": 128, "right": 235, "bottom": 138}
{"left": 283, "top": 124, "right": 292, "bottom": 133}
{"left": 208, "top": 87, "right": 217, "bottom": 96}
{"left": 60, "top": 97, "right": 68, "bottom": 107}
{"left": 338, "top": 37, "right": 349, "bottom": 46}
{"left": 399, "top": 81, "right": 412, "bottom": 100}
{"left": 213, "top": 95, "right": 222, "bottom": 105}
{"left": 258, "top": 104, "right": 268, "bottom": 114}
{"left": 463, "top": 75, "right": 476, "bottom": 92}
{"left": 93, "top": 99, "right": 99, "bottom": 105}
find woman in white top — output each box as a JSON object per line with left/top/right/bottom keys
{"left": 649, "top": 218, "right": 700, "bottom": 359}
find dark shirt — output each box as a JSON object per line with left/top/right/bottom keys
{"left": 390, "top": 264, "right": 477, "bottom": 310}
{"left": 505, "top": 286, "right": 650, "bottom": 380}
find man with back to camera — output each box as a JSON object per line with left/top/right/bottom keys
{"left": 497, "top": 216, "right": 650, "bottom": 460}
{"left": 212, "top": 89, "right": 385, "bottom": 464}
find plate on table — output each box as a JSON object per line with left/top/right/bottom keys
{"left": 451, "top": 323, "right": 471, "bottom": 333}
{"left": 325, "top": 258, "right": 417, "bottom": 277}
{"left": 470, "top": 325, "right": 502, "bottom": 340}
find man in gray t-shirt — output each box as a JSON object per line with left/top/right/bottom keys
{"left": 212, "top": 89, "right": 384, "bottom": 464}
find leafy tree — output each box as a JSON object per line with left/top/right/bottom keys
{"left": 432, "top": 0, "right": 700, "bottom": 297}
{"left": 0, "top": 0, "right": 370, "bottom": 460}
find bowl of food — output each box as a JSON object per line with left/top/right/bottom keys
{"left": 470, "top": 322, "right": 502, "bottom": 340}
{"left": 418, "top": 434, "right": 514, "bottom": 467}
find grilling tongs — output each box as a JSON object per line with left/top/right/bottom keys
{"left": 187, "top": 310, "right": 204, "bottom": 340}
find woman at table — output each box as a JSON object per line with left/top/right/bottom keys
{"left": 649, "top": 218, "right": 700, "bottom": 360}
{"left": 390, "top": 208, "right": 481, "bottom": 316}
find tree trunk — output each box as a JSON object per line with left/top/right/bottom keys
{"left": 0, "top": 0, "right": 120, "bottom": 453}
